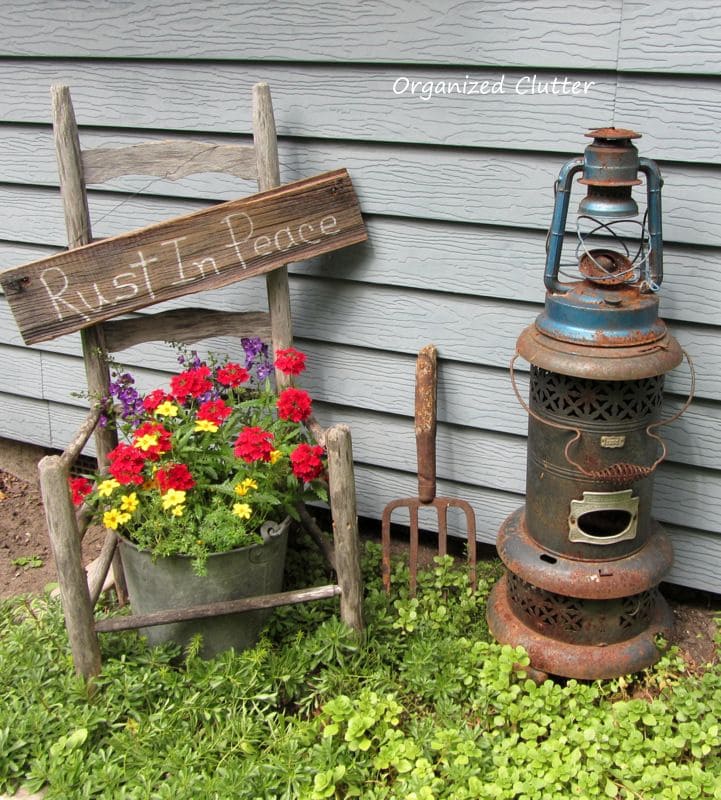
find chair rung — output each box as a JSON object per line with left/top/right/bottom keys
{"left": 94, "top": 584, "right": 342, "bottom": 632}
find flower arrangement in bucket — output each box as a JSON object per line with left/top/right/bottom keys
{"left": 70, "top": 338, "right": 326, "bottom": 576}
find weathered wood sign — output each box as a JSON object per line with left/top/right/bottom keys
{"left": 0, "top": 169, "right": 366, "bottom": 345}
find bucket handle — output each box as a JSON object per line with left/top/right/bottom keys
{"left": 509, "top": 349, "right": 695, "bottom": 483}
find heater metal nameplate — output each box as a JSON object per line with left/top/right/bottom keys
{"left": 601, "top": 435, "right": 626, "bottom": 449}
{"left": 568, "top": 489, "right": 639, "bottom": 545}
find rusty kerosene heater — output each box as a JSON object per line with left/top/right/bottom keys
{"left": 487, "top": 128, "right": 693, "bottom": 679}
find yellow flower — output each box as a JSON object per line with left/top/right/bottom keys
{"left": 103, "top": 508, "right": 130, "bottom": 530}
{"left": 120, "top": 492, "right": 139, "bottom": 512}
{"left": 232, "top": 502, "right": 252, "bottom": 520}
{"left": 171, "top": 505, "right": 185, "bottom": 517}
{"left": 269, "top": 449, "right": 283, "bottom": 464}
{"left": 161, "top": 489, "right": 187, "bottom": 510}
{"left": 98, "top": 478, "right": 120, "bottom": 497}
{"left": 194, "top": 419, "right": 219, "bottom": 433}
{"left": 135, "top": 433, "right": 159, "bottom": 452}
{"left": 234, "top": 478, "right": 258, "bottom": 496}
{"left": 154, "top": 400, "right": 179, "bottom": 418}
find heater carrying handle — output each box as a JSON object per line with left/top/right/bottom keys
{"left": 509, "top": 350, "right": 695, "bottom": 483}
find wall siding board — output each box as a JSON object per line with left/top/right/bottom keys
{"left": 615, "top": 76, "right": 721, "bottom": 163}
{"left": 0, "top": 1, "right": 623, "bottom": 68}
{"left": 662, "top": 527, "right": 721, "bottom": 594}
{"left": 0, "top": 392, "right": 51, "bottom": 446}
{"left": 0, "top": 271, "right": 718, "bottom": 403}
{"left": 1, "top": 62, "right": 719, "bottom": 163}
{"left": 3, "top": 327, "right": 716, "bottom": 473}
{"left": 3, "top": 188, "right": 721, "bottom": 328}
{"left": 0, "top": 344, "right": 43, "bottom": 396}
{"left": 619, "top": 1, "right": 721, "bottom": 74}
{"left": 0, "top": 61, "right": 661, "bottom": 158}
{"left": 3, "top": 128, "right": 721, "bottom": 249}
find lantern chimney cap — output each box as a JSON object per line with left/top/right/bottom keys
{"left": 585, "top": 127, "right": 641, "bottom": 141}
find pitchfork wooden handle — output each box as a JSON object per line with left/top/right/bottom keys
{"left": 415, "top": 344, "right": 438, "bottom": 503}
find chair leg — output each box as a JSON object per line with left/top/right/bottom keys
{"left": 325, "top": 425, "right": 364, "bottom": 634}
{"left": 38, "top": 455, "right": 102, "bottom": 679}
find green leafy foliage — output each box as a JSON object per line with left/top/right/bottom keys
{"left": 1, "top": 546, "right": 720, "bottom": 799}
{"left": 11, "top": 555, "right": 44, "bottom": 570}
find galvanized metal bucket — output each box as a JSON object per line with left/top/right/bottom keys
{"left": 118, "top": 517, "right": 289, "bottom": 658}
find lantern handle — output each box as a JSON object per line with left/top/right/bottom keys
{"left": 509, "top": 350, "right": 695, "bottom": 484}
{"left": 543, "top": 157, "right": 584, "bottom": 294}
{"left": 638, "top": 157, "right": 664, "bottom": 289}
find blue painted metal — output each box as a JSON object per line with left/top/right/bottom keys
{"left": 639, "top": 157, "right": 664, "bottom": 287}
{"left": 543, "top": 157, "right": 583, "bottom": 294}
{"left": 578, "top": 188, "right": 638, "bottom": 218}
{"left": 536, "top": 284, "right": 665, "bottom": 346}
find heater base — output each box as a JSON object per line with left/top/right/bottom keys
{"left": 497, "top": 506, "right": 673, "bottom": 600}
{"left": 487, "top": 574, "right": 674, "bottom": 680}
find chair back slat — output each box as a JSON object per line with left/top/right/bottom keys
{"left": 82, "top": 140, "right": 258, "bottom": 184}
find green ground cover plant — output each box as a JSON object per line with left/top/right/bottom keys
{"left": 1, "top": 540, "right": 720, "bottom": 799}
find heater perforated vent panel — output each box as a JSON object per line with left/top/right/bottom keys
{"left": 506, "top": 572, "right": 656, "bottom": 645}
{"left": 530, "top": 367, "right": 664, "bottom": 422}
{"left": 619, "top": 591, "right": 656, "bottom": 631}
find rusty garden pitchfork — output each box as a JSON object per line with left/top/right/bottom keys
{"left": 381, "top": 344, "right": 477, "bottom": 595}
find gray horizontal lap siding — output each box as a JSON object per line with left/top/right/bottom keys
{"left": 3, "top": 0, "right": 720, "bottom": 74}
{"left": 0, "top": 0, "right": 719, "bottom": 592}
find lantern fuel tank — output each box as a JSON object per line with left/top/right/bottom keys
{"left": 487, "top": 129, "right": 693, "bottom": 680}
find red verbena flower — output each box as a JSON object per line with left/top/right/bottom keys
{"left": 277, "top": 387, "right": 312, "bottom": 423}
{"left": 132, "top": 421, "right": 172, "bottom": 460}
{"left": 107, "top": 443, "right": 147, "bottom": 485}
{"left": 68, "top": 476, "right": 93, "bottom": 506}
{"left": 274, "top": 347, "right": 307, "bottom": 376}
{"left": 156, "top": 463, "right": 196, "bottom": 494}
{"left": 197, "top": 399, "right": 232, "bottom": 426}
{"left": 216, "top": 362, "right": 250, "bottom": 387}
{"left": 142, "top": 388, "right": 171, "bottom": 413}
{"left": 290, "top": 443, "right": 325, "bottom": 482}
{"left": 170, "top": 365, "right": 213, "bottom": 402}
{"left": 233, "top": 426, "right": 274, "bottom": 463}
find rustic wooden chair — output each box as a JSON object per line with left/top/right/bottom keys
{"left": 38, "top": 83, "right": 363, "bottom": 679}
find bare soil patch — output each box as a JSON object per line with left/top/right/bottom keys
{"left": 0, "top": 469, "right": 104, "bottom": 599}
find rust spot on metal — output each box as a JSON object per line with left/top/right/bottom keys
{"left": 578, "top": 250, "right": 634, "bottom": 285}
{"left": 381, "top": 496, "right": 477, "bottom": 596}
{"left": 495, "top": 507, "right": 673, "bottom": 600}
{"left": 585, "top": 127, "right": 641, "bottom": 140}
{"left": 516, "top": 325, "right": 683, "bottom": 381}
{"left": 487, "top": 576, "right": 674, "bottom": 680}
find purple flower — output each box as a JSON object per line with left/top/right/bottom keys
{"left": 241, "top": 337, "right": 273, "bottom": 382}
{"left": 177, "top": 350, "right": 202, "bottom": 369}
{"left": 256, "top": 360, "right": 273, "bottom": 381}
{"left": 241, "top": 337, "right": 265, "bottom": 361}
{"left": 108, "top": 372, "right": 143, "bottom": 420}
